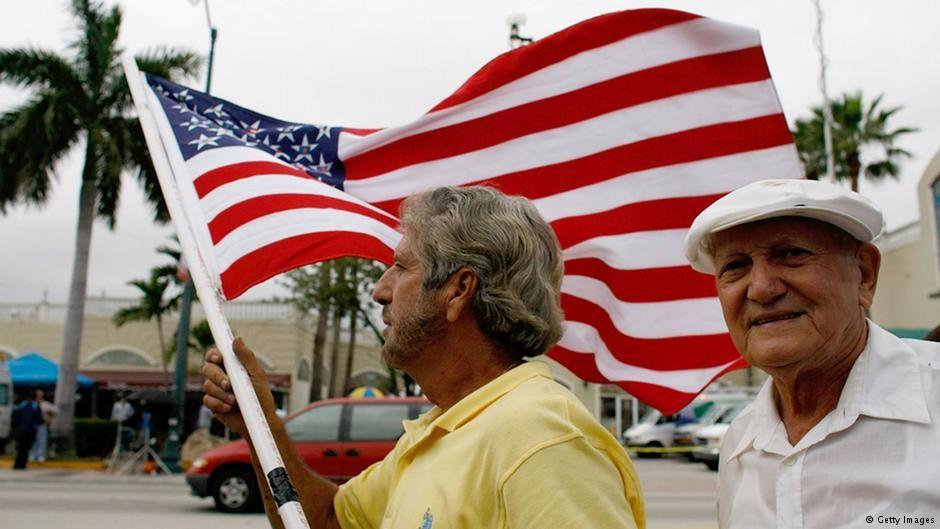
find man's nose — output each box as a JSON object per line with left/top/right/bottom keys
{"left": 746, "top": 261, "right": 786, "bottom": 304}
{"left": 372, "top": 267, "right": 392, "bottom": 305}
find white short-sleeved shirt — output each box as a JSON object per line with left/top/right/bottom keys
{"left": 718, "top": 322, "right": 940, "bottom": 529}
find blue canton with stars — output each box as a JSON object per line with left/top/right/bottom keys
{"left": 146, "top": 74, "right": 346, "bottom": 190}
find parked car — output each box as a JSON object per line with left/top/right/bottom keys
{"left": 673, "top": 402, "right": 731, "bottom": 458}
{"left": 674, "top": 399, "right": 751, "bottom": 460}
{"left": 691, "top": 400, "right": 750, "bottom": 471}
{"left": 622, "top": 409, "right": 682, "bottom": 458}
{"left": 186, "top": 396, "right": 432, "bottom": 513}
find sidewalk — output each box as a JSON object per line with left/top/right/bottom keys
{"left": 0, "top": 454, "right": 106, "bottom": 471}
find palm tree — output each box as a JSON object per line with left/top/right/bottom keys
{"left": 0, "top": 0, "right": 201, "bottom": 442}
{"left": 791, "top": 92, "right": 917, "bottom": 191}
{"left": 114, "top": 267, "right": 182, "bottom": 388}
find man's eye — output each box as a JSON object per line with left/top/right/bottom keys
{"left": 780, "top": 248, "right": 809, "bottom": 259}
{"left": 718, "top": 260, "right": 746, "bottom": 276}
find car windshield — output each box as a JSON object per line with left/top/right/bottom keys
{"left": 716, "top": 402, "right": 749, "bottom": 424}
{"left": 696, "top": 404, "right": 727, "bottom": 424}
{"left": 639, "top": 410, "right": 662, "bottom": 425}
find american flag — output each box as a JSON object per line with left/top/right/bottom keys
{"left": 137, "top": 8, "right": 800, "bottom": 414}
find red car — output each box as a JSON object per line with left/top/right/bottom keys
{"left": 186, "top": 396, "right": 432, "bottom": 512}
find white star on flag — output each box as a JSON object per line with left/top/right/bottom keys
{"left": 205, "top": 104, "right": 227, "bottom": 118}
{"left": 314, "top": 153, "right": 333, "bottom": 174}
{"left": 183, "top": 116, "right": 208, "bottom": 131}
{"left": 316, "top": 125, "right": 331, "bottom": 140}
{"left": 240, "top": 120, "right": 263, "bottom": 137}
{"left": 292, "top": 134, "right": 316, "bottom": 163}
{"left": 277, "top": 125, "right": 300, "bottom": 143}
{"left": 188, "top": 134, "right": 220, "bottom": 151}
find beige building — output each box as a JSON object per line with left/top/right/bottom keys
{"left": 0, "top": 295, "right": 598, "bottom": 417}
{"left": 870, "top": 148, "right": 940, "bottom": 337}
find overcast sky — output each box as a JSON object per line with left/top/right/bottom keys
{"left": 1, "top": 0, "right": 938, "bottom": 303}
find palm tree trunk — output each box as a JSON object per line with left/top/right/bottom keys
{"left": 328, "top": 306, "right": 343, "bottom": 397}
{"left": 309, "top": 262, "right": 331, "bottom": 403}
{"left": 343, "top": 262, "right": 360, "bottom": 395}
{"left": 51, "top": 151, "right": 97, "bottom": 448}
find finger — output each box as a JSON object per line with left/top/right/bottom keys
{"left": 202, "top": 362, "right": 232, "bottom": 392}
{"left": 204, "top": 347, "right": 224, "bottom": 367}
{"left": 203, "top": 378, "right": 237, "bottom": 406}
{"left": 233, "top": 337, "right": 261, "bottom": 372}
{"left": 203, "top": 393, "right": 235, "bottom": 414}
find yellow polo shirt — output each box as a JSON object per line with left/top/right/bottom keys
{"left": 334, "top": 361, "right": 645, "bottom": 529}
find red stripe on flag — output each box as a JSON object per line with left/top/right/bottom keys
{"left": 616, "top": 360, "right": 748, "bottom": 415}
{"left": 431, "top": 9, "right": 701, "bottom": 111}
{"left": 194, "top": 161, "right": 309, "bottom": 198}
{"left": 560, "top": 294, "right": 740, "bottom": 369}
{"left": 547, "top": 346, "right": 609, "bottom": 383}
{"left": 564, "top": 260, "right": 717, "bottom": 303}
{"left": 368, "top": 114, "right": 793, "bottom": 216}
{"left": 487, "top": 114, "right": 795, "bottom": 201}
{"left": 552, "top": 194, "right": 724, "bottom": 249}
{"left": 345, "top": 48, "right": 770, "bottom": 180}
{"left": 220, "top": 232, "right": 394, "bottom": 299}
{"left": 208, "top": 194, "right": 399, "bottom": 244}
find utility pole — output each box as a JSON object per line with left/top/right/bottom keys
{"left": 163, "top": 0, "right": 218, "bottom": 473}
{"left": 812, "top": 0, "right": 837, "bottom": 181}
{"left": 507, "top": 14, "right": 533, "bottom": 49}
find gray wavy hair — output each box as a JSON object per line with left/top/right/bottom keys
{"left": 400, "top": 186, "right": 564, "bottom": 358}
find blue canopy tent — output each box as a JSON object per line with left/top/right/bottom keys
{"left": 9, "top": 352, "right": 94, "bottom": 388}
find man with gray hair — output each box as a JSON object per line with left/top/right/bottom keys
{"left": 684, "top": 179, "right": 940, "bottom": 529}
{"left": 202, "top": 186, "right": 645, "bottom": 529}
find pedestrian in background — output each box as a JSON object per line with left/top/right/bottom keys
{"left": 28, "top": 389, "right": 56, "bottom": 462}
{"left": 12, "top": 392, "right": 43, "bottom": 470}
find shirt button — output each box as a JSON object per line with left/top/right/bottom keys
{"left": 783, "top": 456, "right": 797, "bottom": 466}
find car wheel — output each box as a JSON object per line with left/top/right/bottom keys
{"left": 705, "top": 459, "right": 719, "bottom": 471}
{"left": 637, "top": 441, "right": 663, "bottom": 459}
{"left": 212, "top": 467, "right": 260, "bottom": 513}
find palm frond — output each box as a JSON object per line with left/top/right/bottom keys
{"left": 0, "top": 94, "right": 82, "bottom": 212}
{"left": 0, "top": 48, "right": 85, "bottom": 96}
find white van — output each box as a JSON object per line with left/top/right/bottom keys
{"left": 0, "top": 362, "right": 11, "bottom": 441}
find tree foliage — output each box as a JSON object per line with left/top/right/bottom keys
{"left": 791, "top": 92, "right": 917, "bottom": 191}
{"left": 0, "top": 0, "right": 201, "bottom": 441}
{"left": 280, "top": 258, "right": 388, "bottom": 400}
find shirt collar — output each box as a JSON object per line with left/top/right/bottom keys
{"left": 728, "top": 320, "right": 931, "bottom": 460}
{"left": 401, "top": 361, "right": 552, "bottom": 443}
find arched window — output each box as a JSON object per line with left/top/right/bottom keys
{"left": 86, "top": 346, "right": 157, "bottom": 367}
{"left": 296, "top": 359, "right": 311, "bottom": 382}
{"left": 0, "top": 346, "right": 17, "bottom": 362}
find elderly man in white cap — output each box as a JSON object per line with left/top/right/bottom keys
{"left": 685, "top": 179, "right": 940, "bottom": 529}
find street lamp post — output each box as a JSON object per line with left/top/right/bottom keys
{"left": 162, "top": 0, "right": 218, "bottom": 473}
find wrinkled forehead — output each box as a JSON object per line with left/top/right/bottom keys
{"left": 708, "top": 216, "right": 855, "bottom": 255}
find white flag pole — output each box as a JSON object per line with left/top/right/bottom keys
{"left": 122, "top": 55, "right": 309, "bottom": 529}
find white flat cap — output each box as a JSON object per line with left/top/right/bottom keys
{"left": 684, "top": 179, "right": 884, "bottom": 274}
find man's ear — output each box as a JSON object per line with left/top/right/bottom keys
{"left": 442, "top": 267, "right": 478, "bottom": 323}
{"left": 856, "top": 243, "right": 881, "bottom": 309}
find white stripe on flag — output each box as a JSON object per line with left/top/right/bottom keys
{"left": 214, "top": 209, "right": 402, "bottom": 270}
{"left": 560, "top": 322, "right": 740, "bottom": 392}
{"left": 345, "top": 80, "right": 782, "bottom": 203}
{"left": 337, "top": 17, "right": 760, "bottom": 159}
{"left": 562, "top": 229, "right": 689, "bottom": 269}
{"left": 561, "top": 275, "right": 727, "bottom": 338}
{"left": 533, "top": 145, "right": 798, "bottom": 223}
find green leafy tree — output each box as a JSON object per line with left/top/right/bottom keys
{"left": 0, "top": 0, "right": 201, "bottom": 441}
{"left": 791, "top": 92, "right": 917, "bottom": 191}
{"left": 114, "top": 267, "right": 181, "bottom": 387}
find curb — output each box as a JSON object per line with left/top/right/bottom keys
{"left": 0, "top": 456, "right": 106, "bottom": 471}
